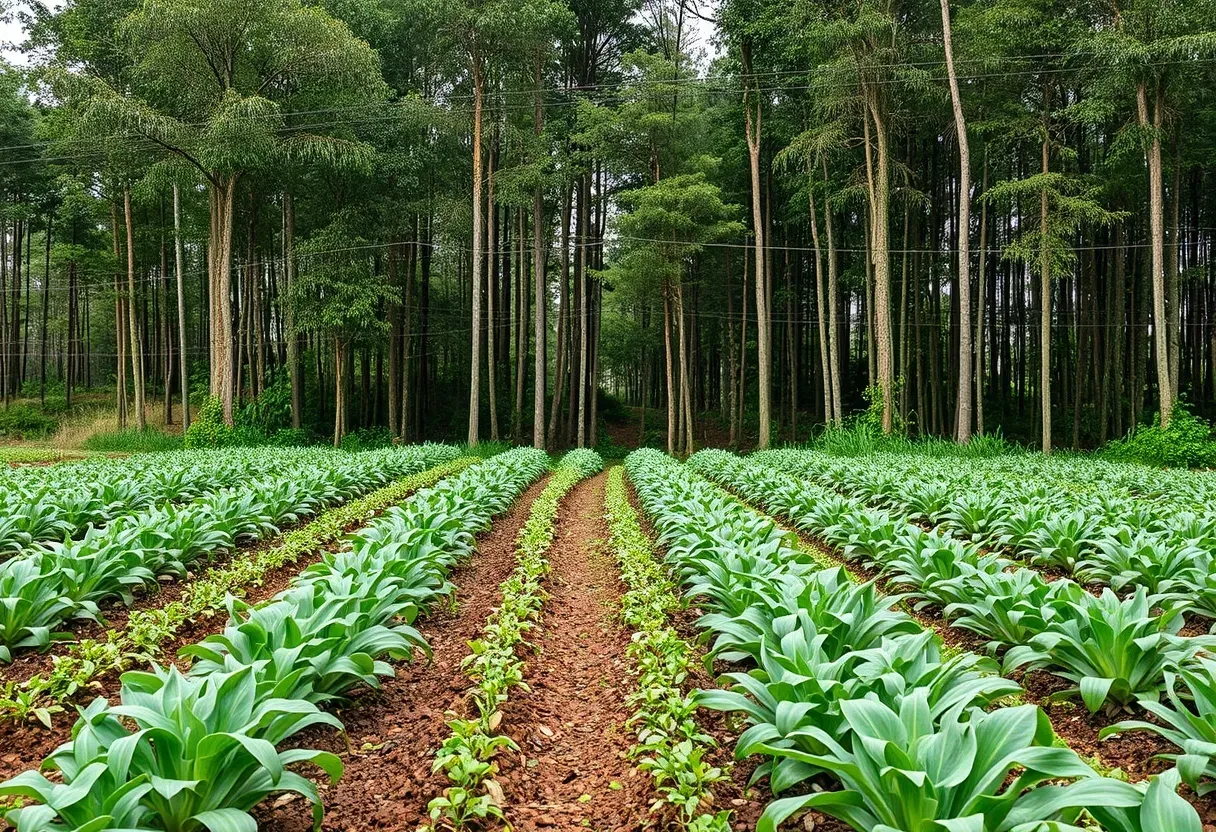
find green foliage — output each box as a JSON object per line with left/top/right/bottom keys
{"left": 82, "top": 427, "right": 183, "bottom": 453}
{"left": 604, "top": 465, "right": 726, "bottom": 830}
{"left": 338, "top": 426, "right": 393, "bottom": 452}
{"left": 0, "top": 406, "right": 59, "bottom": 440}
{"left": 1102, "top": 406, "right": 1216, "bottom": 469}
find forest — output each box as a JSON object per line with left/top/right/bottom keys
{"left": 0, "top": 0, "right": 1212, "bottom": 455}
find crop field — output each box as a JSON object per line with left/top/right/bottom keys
{"left": 0, "top": 443, "right": 1213, "bottom": 832}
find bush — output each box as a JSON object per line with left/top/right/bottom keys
{"left": 0, "top": 405, "right": 58, "bottom": 439}
{"left": 338, "top": 426, "right": 393, "bottom": 452}
{"left": 83, "top": 427, "right": 183, "bottom": 453}
{"left": 1101, "top": 405, "right": 1216, "bottom": 469}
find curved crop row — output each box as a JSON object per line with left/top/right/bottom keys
{"left": 603, "top": 466, "right": 728, "bottom": 832}
{"left": 428, "top": 448, "right": 603, "bottom": 828}
{"left": 0, "top": 456, "right": 478, "bottom": 727}
{"left": 0, "top": 443, "right": 462, "bottom": 661}
{"left": 703, "top": 450, "right": 1216, "bottom": 718}
{"left": 627, "top": 448, "right": 1197, "bottom": 832}
{"left": 767, "top": 448, "right": 1216, "bottom": 612}
{"left": 0, "top": 447, "right": 550, "bottom": 832}
{"left": 0, "top": 447, "right": 349, "bottom": 555}
{"left": 693, "top": 449, "right": 1216, "bottom": 805}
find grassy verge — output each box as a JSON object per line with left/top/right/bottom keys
{"left": 604, "top": 466, "right": 729, "bottom": 832}
{"left": 0, "top": 457, "right": 477, "bottom": 727}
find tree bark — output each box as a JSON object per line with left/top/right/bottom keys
{"left": 208, "top": 175, "right": 238, "bottom": 425}
{"left": 467, "top": 60, "right": 485, "bottom": 446}
{"left": 125, "top": 186, "right": 146, "bottom": 430}
{"left": 173, "top": 184, "right": 190, "bottom": 432}
{"left": 941, "top": 0, "right": 972, "bottom": 442}
{"left": 743, "top": 44, "right": 770, "bottom": 448}
{"left": 1138, "top": 83, "right": 1173, "bottom": 425}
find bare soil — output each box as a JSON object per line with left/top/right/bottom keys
{"left": 254, "top": 476, "right": 549, "bottom": 832}
{"left": 484, "top": 472, "right": 645, "bottom": 831}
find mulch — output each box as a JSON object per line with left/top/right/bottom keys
{"left": 491, "top": 471, "right": 650, "bottom": 831}
{"left": 254, "top": 476, "right": 550, "bottom": 832}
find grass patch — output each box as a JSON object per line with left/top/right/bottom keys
{"left": 82, "top": 427, "right": 184, "bottom": 453}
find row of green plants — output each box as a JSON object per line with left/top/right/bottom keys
{"left": 626, "top": 448, "right": 1200, "bottom": 832}
{"left": 770, "top": 449, "right": 1216, "bottom": 605}
{"left": 427, "top": 448, "right": 603, "bottom": 829}
{"left": 602, "top": 466, "right": 728, "bottom": 832}
{"left": 0, "top": 446, "right": 357, "bottom": 555}
{"left": 0, "top": 446, "right": 551, "bottom": 832}
{"left": 0, "top": 456, "right": 478, "bottom": 728}
{"left": 739, "top": 449, "right": 1216, "bottom": 714}
{"left": 0, "top": 448, "right": 79, "bottom": 465}
{"left": 0, "top": 444, "right": 463, "bottom": 661}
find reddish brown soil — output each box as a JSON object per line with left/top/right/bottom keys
{"left": 489, "top": 472, "right": 650, "bottom": 831}
{"left": 254, "top": 476, "right": 549, "bottom": 832}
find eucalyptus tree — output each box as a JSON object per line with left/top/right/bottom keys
{"left": 1081, "top": 0, "right": 1216, "bottom": 427}
{"left": 290, "top": 212, "right": 391, "bottom": 445}
{"left": 607, "top": 169, "right": 743, "bottom": 456}
{"left": 45, "top": 0, "right": 385, "bottom": 425}
{"left": 806, "top": 0, "right": 930, "bottom": 436}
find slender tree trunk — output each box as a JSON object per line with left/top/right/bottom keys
{"left": 975, "top": 151, "right": 989, "bottom": 436}
{"left": 823, "top": 159, "right": 842, "bottom": 426}
{"left": 125, "top": 186, "right": 146, "bottom": 430}
{"left": 866, "top": 95, "right": 896, "bottom": 433}
{"left": 737, "top": 244, "right": 748, "bottom": 446}
{"left": 1138, "top": 83, "right": 1173, "bottom": 425}
{"left": 942, "top": 0, "right": 972, "bottom": 442}
{"left": 1040, "top": 130, "right": 1053, "bottom": 454}
{"left": 208, "top": 175, "right": 238, "bottom": 425}
{"left": 39, "top": 215, "right": 50, "bottom": 407}
{"left": 173, "top": 184, "right": 190, "bottom": 432}
{"left": 487, "top": 155, "right": 500, "bottom": 442}
{"left": 663, "top": 280, "right": 675, "bottom": 455}
{"left": 743, "top": 45, "right": 770, "bottom": 448}
{"left": 467, "top": 61, "right": 485, "bottom": 446}
{"left": 532, "top": 63, "right": 547, "bottom": 449}
{"left": 547, "top": 185, "right": 571, "bottom": 448}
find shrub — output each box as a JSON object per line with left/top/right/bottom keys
{"left": 0, "top": 405, "right": 58, "bottom": 439}
{"left": 1101, "top": 405, "right": 1216, "bottom": 469}
{"left": 338, "top": 426, "right": 393, "bottom": 452}
{"left": 82, "top": 427, "right": 183, "bottom": 453}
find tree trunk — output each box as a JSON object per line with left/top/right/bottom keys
{"left": 173, "top": 184, "right": 190, "bottom": 432}
{"left": 664, "top": 280, "right": 676, "bottom": 455}
{"left": 125, "top": 185, "right": 146, "bottom": 430}
{"left": 467, "top": 60, "right": 485, "bottom": 446}
{"left": 823, "top": 159, "right": 842, "bottom": 426}
{"left": 744, "top": 66, "right": 770, "bottom": 449}
{"left": 208, "top": 175, "right": 238, "bottom": 425}
{"left": 941, "top": 0, "right": 972, "bottom": 442}
{"left": 1040, "top": 131, "right": 1053, "bottom": 454}
{"left": 975, "top": 151, "right": 989, "bottom": 436}
{"left": 866, "top": 94, "right": 896, "bottom": 434}
{"left": 1138, "top": 83, "right": 1173, "bottom": 425}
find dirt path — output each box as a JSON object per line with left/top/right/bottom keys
{"left": 492, "top": 471, "right": 651, "bottom": 832}
{"left": 255, "top": 476, "right": 549, "bottom": 832}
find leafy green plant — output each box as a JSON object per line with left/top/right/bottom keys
{"left": 1103, "top": 657, "right": 1216, "bottom": 794}
{"left": 1102, "top": 405, "right": 1216, "bottom": 469}
{"left": 1003, "top": 587, "right": 1213, "bottom": 713}
{"left": 0, "top": 666, "right": 343, "bottom": 832}
{"left": 754, "top": 694, "right": 1163, "bottom": 832}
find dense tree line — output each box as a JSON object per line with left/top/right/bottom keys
{"left": 0, "top": 0, "right": 1213, "bottom": 451}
